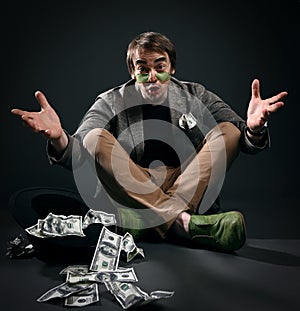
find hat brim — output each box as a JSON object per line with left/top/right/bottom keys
{"left": 9, "top": 186, "right": 87, "bottom": 228}
{"left": 9, "top": 187, "right": 102, "bottom": 258}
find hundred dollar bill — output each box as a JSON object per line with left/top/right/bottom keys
{"left": 65, "top": 283, "right": 99, "bottom": 307}
{"left": 82, "top": 209, "right": 116, "bottom": 229}
{"left": 59, "top": 265, "right": 89, "bottom": 275}
{"left": 38, "top": 213, "right": 85, "bottom": 237}
{"left": 66, "top": 267, "right": 138, "bottom": 284}
{"left": 122, "top": 232, "right": 145, "bottom": 262}
{"left": 105, "top": 281, "right": 174, "bottom": 309}
{"left": 25, "top": 224, "right": 47, "bottom": 238}
{"left": 90, "top": 227, "right": 122, "bottom": 272}
{"left": 37, "top": 282, "right": 92, "bottom": 302}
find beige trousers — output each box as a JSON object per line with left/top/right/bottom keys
{"left": 83, "top": 122, "right": 241, "bottom": 238}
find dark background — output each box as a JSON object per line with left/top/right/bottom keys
{"left": 1, "top": 0, "right": 300, "bottom": 236}
{"left": 1, "top": 1, "right": 300, "bottom": 311}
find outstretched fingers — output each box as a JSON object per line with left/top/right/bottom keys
{"left": 35, "top": 90, "right": 51, "bottom": 110}
{"left": 268, "top": 91, "right": 288, "bottom": 105}
{"left": 11, "top": 109, "right": 35, "bottom": 125}
{"left": 251, "top": 79, "right": 261, "bottom": 99}
{"left": 11, "top": 108, "right": 26, "bottom": 117}
{"left": 268, "top": 101, "right": 285, "bottom": 114}
{"left": 11, "top": 90, "right": 49, "bottom": 116}
{"left": 265, "top": 91, "right": 287, "bottom": 116}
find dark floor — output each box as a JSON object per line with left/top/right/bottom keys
{"left": 1, "top": 199, "right": 300, "bottom": 311}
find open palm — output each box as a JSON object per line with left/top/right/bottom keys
{"left": 247, "top": 79, "right": 287, "bottom": 132}
{"left": 11, "top": 91, "right": 63, "bottom": 140}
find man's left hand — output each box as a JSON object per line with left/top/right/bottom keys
{"left": 246, "top": 79, "right": 287, "bottom": 133}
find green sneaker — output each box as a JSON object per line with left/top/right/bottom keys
{"left": 188, "top": 211, "right": 246, "bottom": 252}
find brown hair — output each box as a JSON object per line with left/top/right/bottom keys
{"left": 126, "top": 32, "right": 176, "bottom": 75}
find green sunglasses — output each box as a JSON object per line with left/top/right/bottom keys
{"left": 135, "top": 72, "right": 171, "bottom": 83}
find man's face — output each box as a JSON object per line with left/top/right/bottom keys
{"left": 131, "top": 49, "right": 175, "bottom": 105}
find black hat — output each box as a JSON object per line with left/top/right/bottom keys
{"left": 9, "top": 186, "right": 101, "bottom": 262}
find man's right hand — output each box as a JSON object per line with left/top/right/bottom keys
{"left": 11, "top": 91, "right": 69, "bottom": 153}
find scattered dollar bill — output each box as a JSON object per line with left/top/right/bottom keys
{"left": 65, "top": 283, "right": 99, "bottom": 307}
{"left": 59, "top": 265, "right": 90, "bottom": 275}
{"left": 66, "top": 267, "right": 138, "bottom": 284}
{"left": 26, "top": 213, "right": 85, "bottom": 238}
{"left": 82, "top": 209, "right": 116, "bottom": 229}
{"left": 31, "top": 219, "right": 175, "bottom": 309}
{"left": 37, "top": 282, "right": 92, "bottom": 302}
{"left": 25, "top": 223, "right": 47, "bottom": 238}
{"left": 105, "top": 281, "right": 175, "bottom": 309}
{"left": 122, "top": 232, "right": 145, "bottom": 262}
{"left": 90, "top": 227, "right": 122, "bottom": 272}
{"left": 38, "top": 213, "right": 85, "bottom": 237}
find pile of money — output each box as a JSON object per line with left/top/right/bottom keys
{"left": 27, "top": 209, "right": 174, "bottom": 308}
{"left": 25, "top": 213, "right": 85, "bottom": 238}
{"left": 25, "top": 209, "right": 117, "bottom": 239}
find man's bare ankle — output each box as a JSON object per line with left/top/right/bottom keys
{"left": 176, "top": 212, "right": 191, "bottom": 234}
